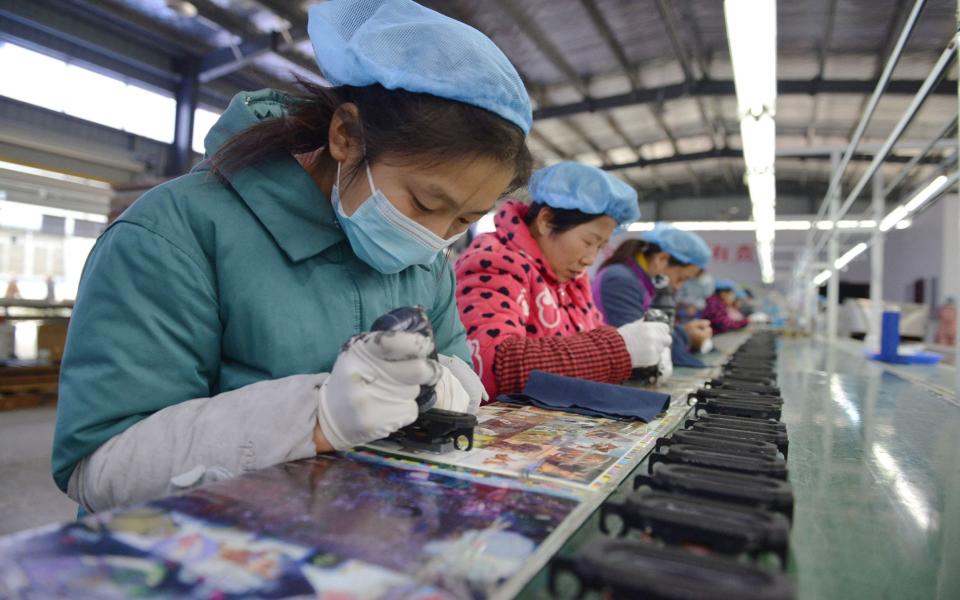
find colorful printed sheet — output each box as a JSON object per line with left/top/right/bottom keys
{"left": 0, "top": 452, "right": 578, "bottom": 599}
{"left": 367, "top": 396, "right": 693, "bottom": 494}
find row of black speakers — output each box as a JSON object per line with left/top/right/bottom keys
{"left": 550, "top": 331, "right": 795, "bottom": 600}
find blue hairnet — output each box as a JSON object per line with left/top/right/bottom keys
{"left": 714, "top": 278, "right": 737, "bottom": 292}
{"left": 308, "top": 0, "right": 532, "bottom": 133}
{"left": 528, "top": 162, "right": 640, "bottom": 225}
{"left": 641, "top": 224, "right": 711, "bottom": 268}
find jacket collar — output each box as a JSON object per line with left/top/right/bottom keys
{"left": 197, "top": 90, "right": 343, "bottom": 263}
{"left": 495, "top": 201, "right": 561, "bottom": 284}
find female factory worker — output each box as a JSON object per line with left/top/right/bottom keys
{"left": 52, "top": 0, "right": 533, "bottom": 512}
{"left": 456, "top": 162, "right": 672, "bottom": 398}
{"left": 593, "top": 224, "right": 714, "bottom": 357}
{"left": 702, "top": 279, "right": 750, "bottom": 333}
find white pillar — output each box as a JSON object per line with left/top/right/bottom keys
{"left": 955, "top": 1, "right": 960, "bottom": 397}
{"left": 870, "top": 172, "right": 885, "bottom": 349}
{"left": 827, "top": 151, "right": 841, "bottom": 344}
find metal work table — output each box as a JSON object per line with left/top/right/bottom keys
{"left": 4, "top": 333, "right": 957, "bottom": 598}
{"left": 518, "top": 335, "right": 960, "bottom": 599}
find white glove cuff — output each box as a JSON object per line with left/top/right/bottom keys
{"left": 316, "top": 379, "right": 351, "bottom": 451}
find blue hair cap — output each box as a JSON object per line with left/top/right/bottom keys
{"left": 528, "top": 161, "right": 640, "bottom": 225}
{"left": 308, "top": 0, "right": 532, "bottom": 133}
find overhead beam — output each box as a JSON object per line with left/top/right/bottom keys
{"left": 807, "top": 0, "right": 840, "bottom": 143}
{"left": 578, "top": 0, "right": 676, "bottom": 193}
{"left": 602, "top": 148, "right": 944, "bottom": 172}
{"left": 199, "top": 25, "right": 309, "bottom": 82}
{"left": 189, "top": 0, "right": 318, "bottom": 78}
{"left": 533, "top": 78, "right": 956, "bottom": 121}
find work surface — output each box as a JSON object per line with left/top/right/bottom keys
{"left": 1, "top": 334, "right": 958, "bottom": 599}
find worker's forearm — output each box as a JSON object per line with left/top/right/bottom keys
{"left": 68, "top": 373, "right": 328, "bottom": 513}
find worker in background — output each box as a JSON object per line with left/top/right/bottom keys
{"left": 455, "top": 162, "right": 672, "bottom": 398}
{"left": 53, "top": 0, "right": 532, "bottom": 513}
{"left": 592, "top": 224, "right": 715, "bottom": 366}
{"left": 702, "top": 279, "right": 751, "bottom": 333}
{"left": 676, "top": 271, "right": 714, "bottom": 323}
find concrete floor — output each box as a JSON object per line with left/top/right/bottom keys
{"left": 0, "top": 407, "right": 77, "bottom": 535}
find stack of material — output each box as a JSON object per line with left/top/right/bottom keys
{"left": 551, "top": 331, "right": 795, "bottom": 600}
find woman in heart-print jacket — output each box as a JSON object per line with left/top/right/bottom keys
{"left": 455, "top": 162, "right": 672, "bottom": 399}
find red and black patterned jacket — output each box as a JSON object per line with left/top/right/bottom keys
{"left": 455, "top": 201, "right": 632, "bottom": 399}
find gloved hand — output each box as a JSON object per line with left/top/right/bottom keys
{"left": 657, "top": 347, "right": 673, "bottom": 382}
{"left": 683, "top": 319, "right": 713, "bottom": 351}
{"left": 616, "top": 321, "right": 672, "bottom": 368}
{"left": 748, "top": 312, "right": 770, "bottom": 324}
{"left": 316, "top": 330, "right": 442, "bottom": 451}
{"left": 698, "top": 338, "right": 715, "bottom": 354}
{"left": 436, "top": 354, "right": 486, "bottom": 414}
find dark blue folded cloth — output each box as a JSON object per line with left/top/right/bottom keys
{"left": 497, "top": 370, "right": 671, "bottom": 422}
{"left": 671, "top": 325, "right": 706, "bottom": 369}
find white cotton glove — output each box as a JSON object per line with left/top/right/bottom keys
{"left": 317, "top": 330, "right": 442, "bottom": 451}
{"left": 616, "top": 321, "right": 673, "bottom": 368}
{"left": 699, "top": 338, "right": 715, "bottom": 354}
{"left": 436, "top": 354, "right": 485, "bottom": 415}
{"left": 657, "top": 347, "right": 673, "bottom": 382}
{"left": 748, "top": 312, "right": 770, "bottom": 324}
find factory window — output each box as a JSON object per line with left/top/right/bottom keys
{"left": 0, "top": 43, "right": 176, "bottom": 143}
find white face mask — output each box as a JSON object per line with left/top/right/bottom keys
{"left": 331, "top": 163, "right": 465, "bottom": 274}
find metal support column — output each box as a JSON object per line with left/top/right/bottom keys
{"left": 827, "top": 151, "right": 841, "bottom": 344}
{"left": 167, "top": 59, "right": 199, "bottom": 176}
{"left": 870, "top": 172, "right": 885, "bottom": 349}
{"left": 955, "top": 0, "right": 960, "bottom": 397}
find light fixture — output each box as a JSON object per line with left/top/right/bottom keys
{"left": 725, "top": 0, "right": 778, "bottom": 284}
{"left": 813, "top": 269, "right": 832, "bottom": 286}
{"left": 835, "top": 242, "right": 868, "bottom": 270}
{"left": 879, "top": 205, "right": 910, "bottom": 232}
{"left": 879, "top": 174, "right": 952, "bottom": 231}
{"left": 904, "top": 175, "right": 948, "bottom": 212}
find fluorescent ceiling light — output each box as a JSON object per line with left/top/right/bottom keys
{"left": 813, "top": 269, "right": 832, "bottom": 286}
{"left": 726, "top": 0, "right": 777, "bottom": 285}
{"left": 895, "top": 219, "right": 912, "bottom": 229}
{"left": 879, "top": 205, "right": 909, "bottom": 232}
{"left": 904, "top": 175, "right": 948, "bottom": 212}
{"left": 835, "top": 242, "right": 868, "bottom": 269}
{"left": 740, "top": 114, "right": 776, "bottom": 173}
{"left": 724, "top": 0, "right": 776, "bottom": 119}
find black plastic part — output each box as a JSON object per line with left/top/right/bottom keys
{"left": 657, "top": 430, "right": 780, "bottom": 457}
{"left": 706, "top": 378, "right": 781, "bottom": 396}
{"left": 716, "top": 371, "right": 778, "bottom": 386}
{"left": 649, "top": 444, "right": 788, "bottom": 480}
{"left": 601, "top": 490, "right": 791, "bottom": 565}
{"left": 686, "top": 413, "right": 787, "bottom": 434}
{"left": 548, "top": 538, "right": 794, "bottom": 600}
{"left": 693, "top": 397, "right": 783, "bottom": 420}
{"left": 689, "top": 388, "right": 784, "bottom": 405}
{"left": 371, "top": 306, "right": 476, "bottom": 452}
{"left": 387, "top": 408, "right": 478, "bottom": 451}
{"left": 687, "top": 421, "right": 790, "bottom": 457}
{"left": 635, "top": 464, "right": 794, "bottom": 519}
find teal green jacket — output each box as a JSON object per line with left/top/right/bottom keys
{"left": 52, "top": 90, "right": 470, "bottom": 492}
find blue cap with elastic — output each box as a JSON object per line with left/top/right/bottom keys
{"left": 641, "top": 224, "right": 711, "bottom": 269}
{"left": 308, "top": 0, "right": 532, "bottom": 133}
{"left": 528, "top": 162, "right": 640, "bottom": 226}
{"left": 714, "top": 278, "right": 737, "bottom": 292}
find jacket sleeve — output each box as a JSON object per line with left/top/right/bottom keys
{"left": 596, "top": 265, "right": 648, "bottom": 327}
{"left": 52, "top": 221, "right": 318, "bottom": 500}
{"left": 429, "top": 259, "right": 472, "bottom": 365}
{"left": 68, "top": 374, "right": 324, "bottom": 513}
{"left": 701, "top": 296, "right": 749, "bottom": 334}
{"left": 493, "top": 328, "right": 633, "bottom": 395}
{"left": 455, "top": 246, "right": 531, "bottom": 397}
